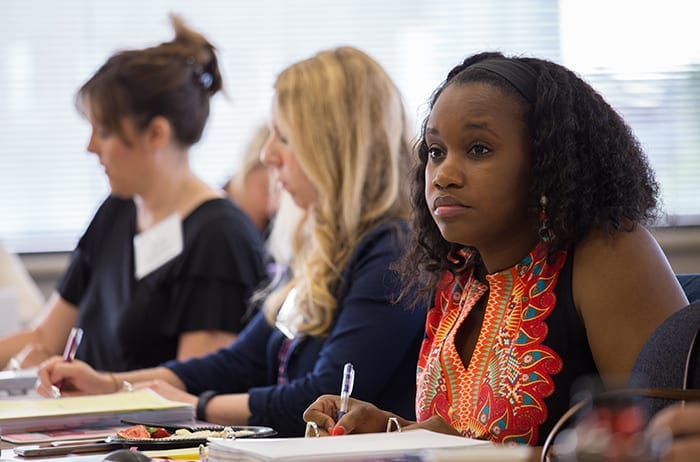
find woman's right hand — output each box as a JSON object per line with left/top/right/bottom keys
{"left": 303, "top": 394, "right": 410, "bottom": 435}
{"left": 35, "top": 356, "right": 115, "bottom": 397}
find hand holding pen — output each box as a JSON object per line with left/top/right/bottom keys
{"left": 51, "top": 327, "right": 84, "bottom": 398}
{"left": 330, "top": 362, "right": 354, "bottom": 435}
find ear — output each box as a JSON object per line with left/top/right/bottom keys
{"left": 144, "top": 116, "right": 172, "bottom": 150}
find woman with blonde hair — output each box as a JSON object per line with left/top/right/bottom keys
{"left": 37, "top": 46, "right": 426, "bottom": 437}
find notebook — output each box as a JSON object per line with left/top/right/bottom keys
{"left": 0, "top": 389, "right": 193, "bottom": 434}
{"left": 206, "top": 429, "right": 527, "bottom": 462}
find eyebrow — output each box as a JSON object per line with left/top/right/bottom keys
{"left": 426, "top": 122, "right": 498, "bottom": 137}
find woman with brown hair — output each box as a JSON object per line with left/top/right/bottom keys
{"left": 1, "top": 16, "right": 267, "bottom": 372}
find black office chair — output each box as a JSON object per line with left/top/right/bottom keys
{"left": 677, "top": 273, "right": 700, "bottom": 303}
{"left": 627, "top": 299, "right": 700, "bottom": 417}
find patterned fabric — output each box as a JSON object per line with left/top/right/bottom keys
{"left": 416, "top": 242, "right": 567, "bottom": 445}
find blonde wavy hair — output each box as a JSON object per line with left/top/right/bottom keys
{"left": 262, "top": 46, "right": 413, "bottom": 337}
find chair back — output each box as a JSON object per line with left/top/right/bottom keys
{"left": 677, "top": 273, "right": 700, "bottom": 303}
{"left": 628, "top": 300, "right": 700, "bottom": 417}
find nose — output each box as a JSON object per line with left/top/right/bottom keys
{"left": 430, "top": 154, "right": 464, "bottom": 190}
{"left": 86, "top": 132, "right": 99, "bottom": 155}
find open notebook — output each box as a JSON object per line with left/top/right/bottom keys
{"left": 0, "top": 389, "right": 193, "bottom": 434}
{"left": 207, "top": 429, "right": 531, "bottom": 462}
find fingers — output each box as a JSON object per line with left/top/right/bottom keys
{"left": 649, "top": 404, "right": 700, "bottom": 438}
{"left": 303, "top": 395, "right": 340, "bottom": 432}
{"left": 332, "top": 398, "right": 385, "bottom": 435}
{"left": 647, "top": 404, "right": 700, "bottom": 462}
{"left": 35, "top": 356, "right": 66, "bottom": 396}
{"left": 35, "top": 358, "right": 101, "bottom": 397}
{"left": 661, "top": 439, "right": 700, "bottom": 462}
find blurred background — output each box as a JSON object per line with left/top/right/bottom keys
{"left": 1, "top": 0, "right": 698, "bottom": 296}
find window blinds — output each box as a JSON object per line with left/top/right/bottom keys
{"left": 1, "top": 0, "right": 697, "bottom": 252}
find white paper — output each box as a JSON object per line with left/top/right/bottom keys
{"left": 133, "top": 213, "right": 183, "bottom": 280}
{"left": 208, "top": 429, "right": 493, "bottom": 461}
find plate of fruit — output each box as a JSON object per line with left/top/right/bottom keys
{"left": 105, "top": 423, "right": 276, "bottom": 449}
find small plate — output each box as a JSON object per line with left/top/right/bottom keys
{"left": 105, "top": 426, "right": 276, "bottom": 450}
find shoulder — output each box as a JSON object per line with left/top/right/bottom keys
{"left": 184, "top": 199, "right": 264, "bottom": 247}
{"left": 333, "top": 219, "right": 411, "bottom": 298}
{"left": 186, "top": 198, "right": 250, "bottom": 227}
{"left": 341, "top": 219, "right": 410, "bottom": 274}
{"left": 573, "top": 224, "right": 686, "bottom": 308}
{"left": 571, "top": 224, "right": 689, "bottom": 380}
{"left": 77, "top": 196, "right": 134, "bottom": 246}
{"left": 90, "top": 196, "right": 134, "bottom": 225}
{"left": 573, "top": 225, "right": 678, "bottom": 289}
{"left": 352, "top": 219, "right": 410, "bottom": 259}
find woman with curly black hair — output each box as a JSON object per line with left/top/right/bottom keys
{"left": 304, "top": 51, "right": 688, "bottom": 446}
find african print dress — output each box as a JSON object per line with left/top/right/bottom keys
{"left": 415, "top": 242, "right": 598, "bottom": 446}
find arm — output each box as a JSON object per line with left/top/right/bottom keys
{"left": 246, "top": 228, "right": 426, "bottom": 436}
{"left": 170, "top": 224, "right": 424, "bottom": 435}
{"left": 201, "top": 393, "right": 251, "bottom": 426}
{"left": 573, "top": 226, "right": 688, "bottom": 384}
{"left": 159, "top": 312, "right": 273, "bottom": 425}
{"left": 167, "top": 204, "right": 266, "bottom": 361}
{"left": 176, "top": 331, "right": 237, "bottom": 361}
{"left": 0, "top": 292, "right": 77, "bottom": 369}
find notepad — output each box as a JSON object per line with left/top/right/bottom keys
{"left": 207, "top": 429, "right": 501, "bottom": 461}
{"left": 0, "top": 389, "right": 193, "bottom": 434}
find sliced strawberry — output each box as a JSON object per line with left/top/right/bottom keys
{"left": 117, "top": 424, "right": 151, "bottom": 439}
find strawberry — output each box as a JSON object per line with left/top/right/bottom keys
{"left": 149, "top": 427, "right": 171, "bottom": 439}
{"left": 117, "top": 425, "right": 150, "bottom": 439}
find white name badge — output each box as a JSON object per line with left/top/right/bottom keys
{"left": 275, "top": 287, "right": 303, "bottom": 339}
{"left": 133, "top": 213, "right": 184, "bottom": 280}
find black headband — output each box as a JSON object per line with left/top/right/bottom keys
{"left": 468, "top": 58, "right": 538, "bottom": 105}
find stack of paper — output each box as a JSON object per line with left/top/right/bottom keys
{"left": 0, "top": 389, "right": 193, "bottom": 434}
{"left": 207, "top": 429, "right": 508, "bottom": 461}
{"left": 0, "top": 368, "right": 38, "bottom": 396}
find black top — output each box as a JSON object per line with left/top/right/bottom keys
{"left": 58, "top": 196, "right": 268, "bottom": 372}
{"left": 539, "top": 246, "right": 600, "bottom": 444}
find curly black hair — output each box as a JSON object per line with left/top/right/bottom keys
{"left": 397, "top": 51, "right": 660, "bottom": 305}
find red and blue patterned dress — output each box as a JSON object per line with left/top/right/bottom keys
{"left": 415, "top": 242, "right": 598, "bottom": 446}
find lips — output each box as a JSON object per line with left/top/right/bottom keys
{"left": 433, "top": 195, "right": 466, "bottom": 209}
{"left": 431, "top": 195, "right": 470, "bottom": 218}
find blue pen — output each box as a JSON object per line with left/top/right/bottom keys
{"left": 337, "top": 362, "right": 355, "bottom": 420}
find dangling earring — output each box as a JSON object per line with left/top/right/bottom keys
{"left": 538, "top": 194, "right": 554, "bottom": 242}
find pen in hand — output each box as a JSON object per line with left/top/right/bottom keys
{"left": 330, "top": 362, "right": 354, "bottom": 435}
{"left": 51, "top": 327, "right": 84, "bottom": 398}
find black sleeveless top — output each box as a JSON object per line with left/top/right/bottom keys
{"left": 540, "top": 247, "right": 600, "bottom": 443}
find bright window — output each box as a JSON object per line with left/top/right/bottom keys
{"left": 1, "top": 0, "right": 698, "bottom": 252}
